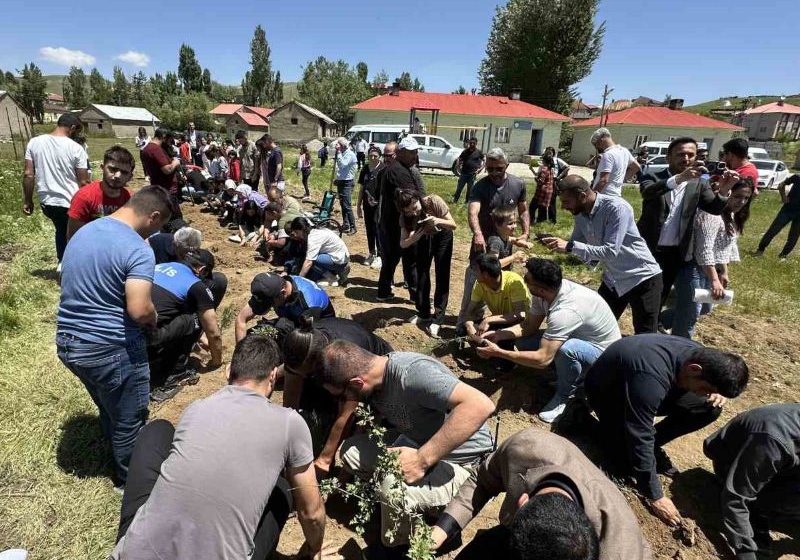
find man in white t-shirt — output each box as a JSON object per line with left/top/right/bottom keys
{"left": 287, "top": 217, "right": 351, "bottom": 287}
{"left": 23, "top": 113, "right": 90, "bottom": 264}
{"left": 476, "top": 257, "right": 621, "bottom": 423}
{"left": 590, "top": 128, "right": 640, "bottom": 197}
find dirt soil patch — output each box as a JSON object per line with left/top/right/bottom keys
{"left": 152, "top": 191, "right": 800, "bottom": 560}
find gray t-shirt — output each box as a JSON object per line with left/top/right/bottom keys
{"left": 529, "top": 279, "right": 621, "bottom": 350}
{"left": 370, "top": 352, "right": 493, "bottom": 464}
{"left": 111, "top": 385, "right": 313, "bottom": 560}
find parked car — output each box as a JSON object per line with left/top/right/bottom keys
{"left": 344, "top": 125, "right": 464, "bottom": 174}
{"left": 748, "top": 147, "right": 770, "bottom": 160}
{"left": 642, "top": 155, "right": 669, "bottom": 175}
{"left": 639, "top": 140, "right": 707, "bottom": 158}
{"left": 752, "top": 159, "right": 789, "bottom": 190}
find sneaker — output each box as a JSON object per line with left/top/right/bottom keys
{"left": 426, "top": 323, "right": 441, "bottom": 338}
{"left": 370, "top": 256, "right": 382, "bottom": 270}
{"left": 408, "top": 315, "right": 420, "bottom": 326}
{"left": 150, "top": 385, "right": 182, "bottom": 403}
{"left": 779, "top": 254, "right": 789, "bottom": 261}
{"left": 56, "top": 261, "right": 63, "bottom": 274}
{"left": 163, "top": 368, "right": 200, "bottom": 388}
{"left": 317, "top": 274, "right": 339, "bottom": 287}
{"left": 376, "top": 293, "right": 394, "bottom": 302}
{"left": 364, "top": 254, "right": 375, "bottom": 266}
{"left": 538, "top": 395, "right": 568, "bottom": 424}
{"left": 338, "top": 264, "right": 350, "bottom": 286}
{"left": 654, "top": 447, "right": 679, "bottom": 478}
{"left": 228, "top": 234, "right": 242, "bottom": 243}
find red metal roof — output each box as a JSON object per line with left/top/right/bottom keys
{"left": 744, "top": 101, "right": 800, "bottom": 115}
{"left": 245, "top": 106, "right": 274, "bottom": 118}
{"left": 574, "top": 106, "right": 742, "bottom": 130}
{"left": 210, "top": 103, "right": 244, "bottom": 115}
{"left": 352, "top": 91, "right": 568, "bottom": 121}
{"left": 233, "top": 112, "right": 269, "bottom": 127}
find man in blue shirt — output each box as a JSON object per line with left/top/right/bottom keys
{"left": 334, "top": 137, "right": 358, "bottom": 234}
{"left": 57, "top": 185, "right": 172, "bottom": 486}
{"left": 544, "top": 175, "right": 663, "bottom": 334}
{"left": 234, "top": 272, "right": 335, "bottom": 342}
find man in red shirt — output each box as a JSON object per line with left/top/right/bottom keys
{"left": 67, "top": 146, "right": 135, "bottom": 240}
{"left": 721, "top": 138, "right": 760, "bottom": 194}
{"left": 141, "top": 128, "right": 180, "bottom": 195}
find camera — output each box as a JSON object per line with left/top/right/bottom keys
{"left": 700, "top": 161, "right": 726, "bottom": 175}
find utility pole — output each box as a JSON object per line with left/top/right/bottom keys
{"left": 599, "top": 84, "right": 614, "bottom": 126}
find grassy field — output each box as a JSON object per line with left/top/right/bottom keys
{"left": 2, "top": 137, "right": 800, "bottom": 558}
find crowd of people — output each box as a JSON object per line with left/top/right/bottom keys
{"left": 19, "top": 114, "right": 800, "bottom": 560}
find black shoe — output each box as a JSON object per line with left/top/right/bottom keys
{"left": 163, "top": 367, "right": 200, "bottom": 388}
{"left": 338, "top": 264, "right": 351, "bottom": 286}
{"left": 654, "top": 447, "right": 679, "bottom": 478}
{"left": 150, "top": 385, "right": 181, "bottom": 403}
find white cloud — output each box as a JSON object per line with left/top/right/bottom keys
{"left": 39, "top": 46, "right": 96, "bottom": 67}
{"left": 115, "top": 50, "right": 150, "bottom": 68}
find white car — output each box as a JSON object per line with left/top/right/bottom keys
{"left": 407, "top": 134, "right": 464, "bottom": 174}
{"left": 642, "top": 155, "right": 669, "bottom": 176}
{"left": 752, "top": 159, "right": 789, "bottom": 190}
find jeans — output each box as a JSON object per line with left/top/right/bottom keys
{"left": 453, "top": 173, "right": 476, "bottom": 203}
{"left": 334, "top": 179, "right": 355, "bottom": 231}
{"left": 661, "top": 262, "right": 702, "bottom": 339}
{"left": 118, "top": 420, "right": 292, "bottom": 560}
{"left": 300, "top": 167, "right": 311, "bottom": 196}
{"left": 362, "top": 202, "right": 380, "bottom": 256}
{"left": 516, "top": 335, "right": 603, "bottom": 400}
{"left": 285, "top": 254, "right": 348, "bottom": 282}
{"left": 598, "top": 273, "right": 663, "bottom": 334}
{"left": 41, "top": 204, "right": 69, "bottom": 261}
{"left": 758, "top": 205, "right": 800, "bottom": 257}
{"left": 415, "top": 230, "right": 453, "bottom": 324}
{"left": 56, "top": 333, "right": 150, "bottom": 484}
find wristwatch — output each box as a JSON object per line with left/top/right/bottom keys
{"left": 566, "top": 240, "right": 574, "bottom": 253}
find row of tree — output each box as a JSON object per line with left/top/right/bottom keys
{"left": 2, "top": 0, "right": 605, "bottom": 132}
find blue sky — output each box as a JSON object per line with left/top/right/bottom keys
{"left": 1, "top": 0, "right": 798, "bottom": 106}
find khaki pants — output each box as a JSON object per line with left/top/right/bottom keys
{"left": 339, "top": 433, "right": 474, "bottom": 546}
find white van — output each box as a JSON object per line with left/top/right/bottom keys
{"left": 345, "top": 125, "right": 464, "bottom": 174}
{"left": 640, "top": 140, "right": 708, "bottom": 158}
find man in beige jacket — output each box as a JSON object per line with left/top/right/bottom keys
{"left": 432, "top": 427, "right": 652, "bottom": 560}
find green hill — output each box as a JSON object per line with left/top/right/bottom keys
{"left": 685, "top": 94, "right": 800, "bottom": 116}
{"left": 43, "top": 74, "right": 66, "bottom": 96}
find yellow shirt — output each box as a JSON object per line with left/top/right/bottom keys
{"left": 470, "top": 271, "right": 531, "bottom": 315}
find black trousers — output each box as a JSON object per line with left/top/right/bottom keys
{"left": 356, "top": 151, "right": 365, "bottom": 169}
{"left": 415, "top": 230, "right": 453, "bottom": 323}
{"left": 586, "top": 386, "right": 721, "bottom": 475}
{"left": 598, "top": 273, "right": 662, "bottom": 334}
{"left": 378, "top": 227, "right": 417, "bottom": 299}
{"left": 41, "top": 204, "right": 69, "bottom": 261}
{"left": 758, "top": 205, "right": 800, "bottom": 257}
{"left": 206, "top": 272, "right": 228, "bottom": 308}
{"left": 147, "top": 314, "right": 200, "bottom": 386}
{"left": 654, "top": 246, "right": 682, "bottom": 306}
{"left": 363, "top": 202, "right": 379, "bottom": 256}
{"left": 118, "top": 420, "right": 292, "bottom": 560}
{"left": 454, "top": 525, "right": 511, "bottom": 559}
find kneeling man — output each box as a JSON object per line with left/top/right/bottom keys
{"left": 477, "top": 257, "right": 620, "bottom": 423}
{"left": 319, "top": 341, "right": 495, "bottom": 551}
{"left": 433, "top": 426, "right": 652, "bottom": 559}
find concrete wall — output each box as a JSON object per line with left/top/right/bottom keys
{"left": 0, "top": 95, "right": 29, "bottom": 139}
{"left": 742, "top": 112, "right": 800, "bottom": 141}
{"left": 225, "top": 114, "right": 269, "bottom": 142}
{"left": 269, "top": 103, "right": 323, "bottom": 145}
{"left": 570, "top": 124, "right": 741, "bottom": 164}
{"left": 353, "top": 108, "right": 564, "bottom": 162}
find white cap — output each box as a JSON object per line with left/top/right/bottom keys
{"left": 398, "top": 136, "right": 420, "bottom": 151}
{"left": 224, "top": 179, "right": 237, "bottom": 190}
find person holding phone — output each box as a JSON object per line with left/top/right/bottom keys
{"left": 397, "top": 188, "right": 457, "bottom": 338}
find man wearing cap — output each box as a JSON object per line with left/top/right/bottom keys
{"left": 334, "top": 137, "right": 358, "bottom": 234}
{"left": 376, "top": 136, "right": 426, "bottom": 301}
{"left": 147, "top": 249, "right": 223, "bottom": 402}
{"left": 432, "top": 427, "right": 652, "bottom": 559}
{"left": 234, "top": 273, "right": 335, "bottom": 342}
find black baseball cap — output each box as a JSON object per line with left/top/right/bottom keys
{"left": 249, "top": 273, "right": 285, "bottom": 315}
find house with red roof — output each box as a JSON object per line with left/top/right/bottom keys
{"left": 570, "top": 103, "right": 743, "bottom": 164}
{"left": 210, "top": 103, "right": 275, "bottom": 141}
{"left": 737, "top": 100, "right": 800, "bottom": 141}
{"left": 351, "top": 90, "right": 569, "bottom": 160}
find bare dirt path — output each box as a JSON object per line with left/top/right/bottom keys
{"left": 152, "top": 186, "right": 800, "bottom": 559}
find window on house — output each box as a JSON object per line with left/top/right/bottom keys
{"left": 291, "top": 117, "right": 298, "bottom": 125}
{"left": 459, "top": 128, "right": 478, "bottom": 141}
{"left": 633, "top": 134, "right": 648, "bottom": 148}
{"left": 97, "top": 123, "right": 103, "bottom": 130}
{"left": 495, "top": 127, "right": 510, "bottom": 143}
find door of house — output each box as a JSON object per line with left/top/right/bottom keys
{"left": 529, "top": 129, "right": 543, "bottom": 155}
